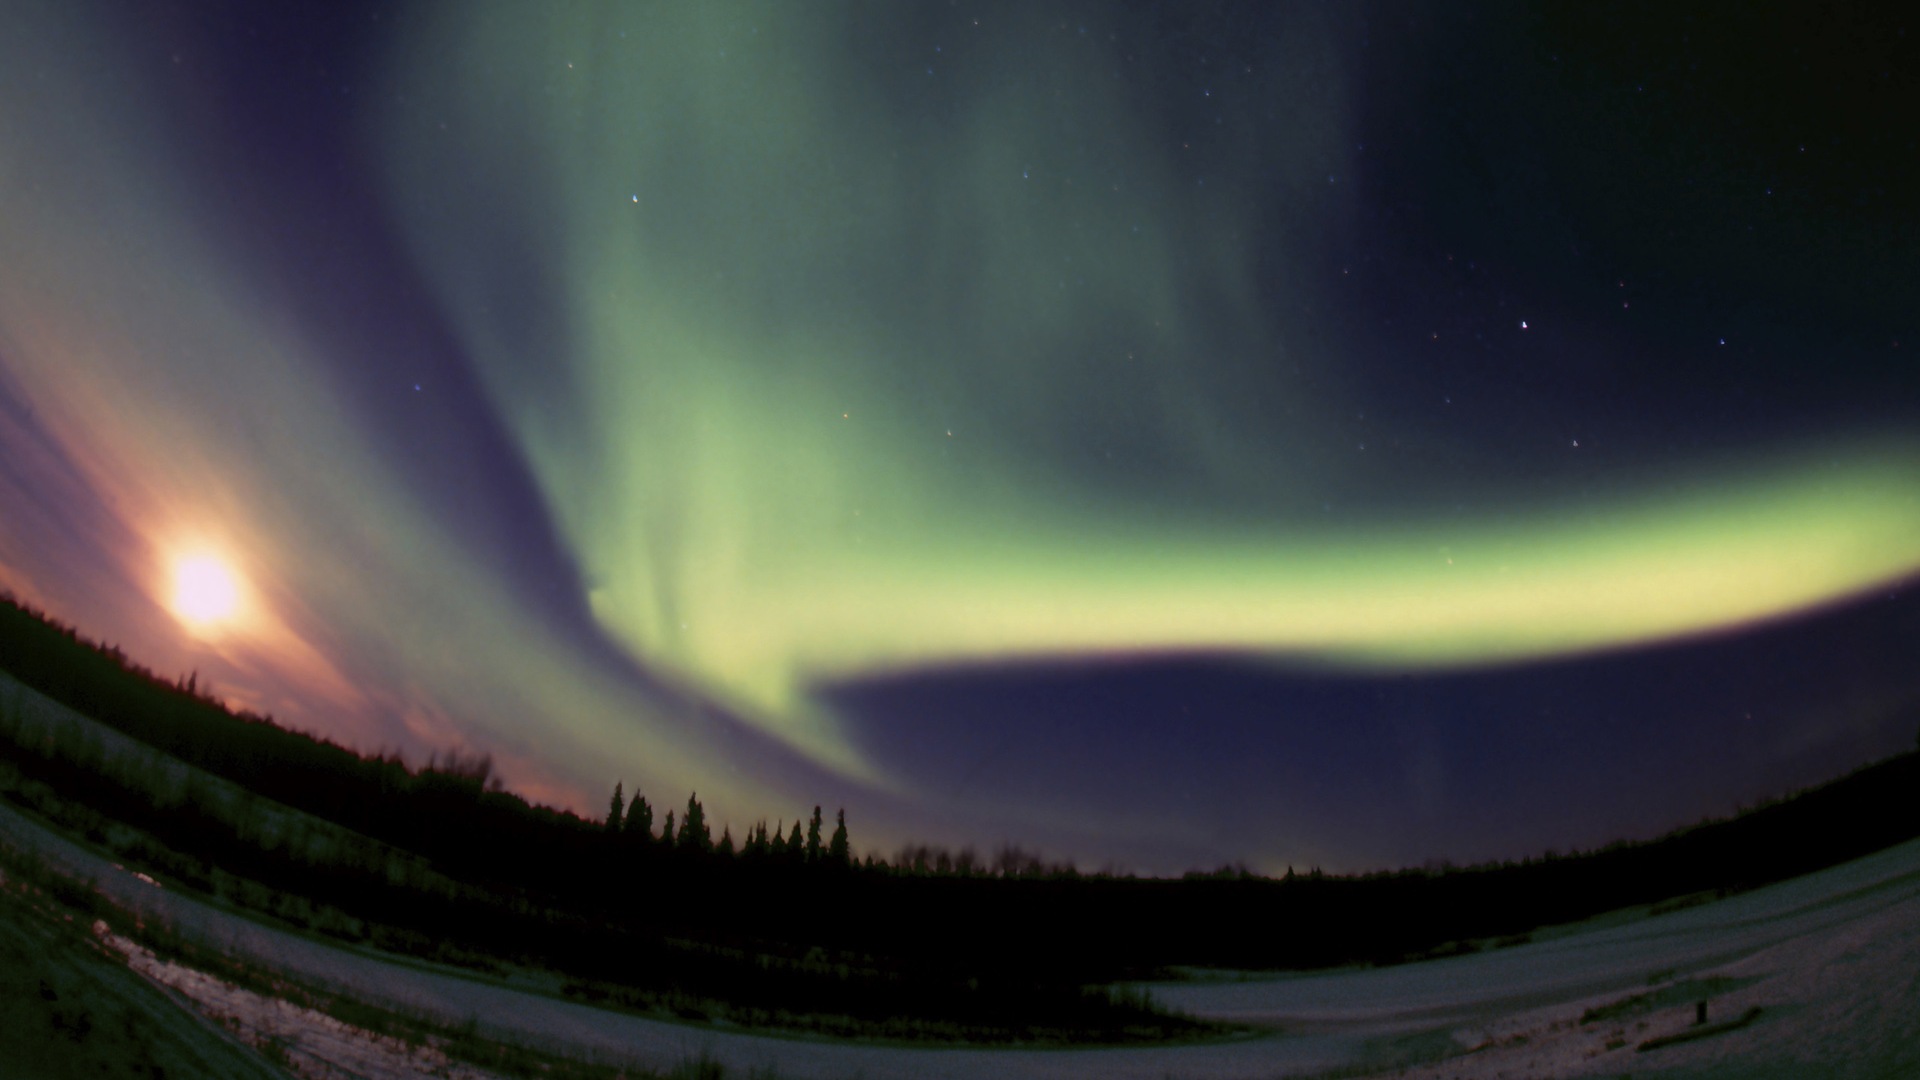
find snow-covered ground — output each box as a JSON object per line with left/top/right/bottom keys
{"left": 94, "top": 922, "right": 503, "bottom": 1080}
{"left": 5, "top": 785, "right": 1918, "bottom": 1079}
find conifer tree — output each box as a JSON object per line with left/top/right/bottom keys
{"left": 717, "top": 825, "right": 735, "bottom": 857}
{"left": 770, "top": 820, "right": 788, "bottom": 857}
{"left": 805, "top": 805, "right": 824, "bottom": 863}
{"left": 679, "top": 792, "right": 712, "bottom": 853}
{"left": 829, "top": 808, "right": 850, "bottom": 866}
{"left": 606, "top": 782, "right": 625, "bottom": 834}
{"left": 625, "top": 792, "right": 653, "bottom": 844}
{"left": 662, "top": 809, "right": 675, "bottom": 846}
{"left": 787, "top": 819, "right": 804, "bottom": 857}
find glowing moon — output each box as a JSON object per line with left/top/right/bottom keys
{"left": 171, "top": 554, "right": 241, "bottom": 627}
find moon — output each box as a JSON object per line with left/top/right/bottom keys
{"left": 171, "top": 554, "right": 242, "bottom": 628}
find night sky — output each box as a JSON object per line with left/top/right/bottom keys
{"left": 2, "top": 1, "right": 1916, "bottom": 874}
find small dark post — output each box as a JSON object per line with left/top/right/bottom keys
{"left": 1695, "top": 1000, "right": 1708, "bottom": 1026}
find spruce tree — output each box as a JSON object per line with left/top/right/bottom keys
{"left": 828, "top": 808, "right": 850, "bottom": 866}
{"left": 806, "top": 805, "right": 824, "bottom": 863}
{"left": 787, "top": 819, "right": 804, "bottom": 858}
{"left": 679, "top": 793, "right": 712, "bottom": 853}
{"left": 662, "top": 809, "right": 675, "bottom": 846}
{"left": 717, "top": 826, "right": 735, "bottom": 857}
{"left": 770, "top": 820, "right": 788, "bottom": 857}
{"left": 605, "top": 782, "right": 625, "bottom": 834}
{"left": 626, "top": 793, "right": 654, "bottom": 844}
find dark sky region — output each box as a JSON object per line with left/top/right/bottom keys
{"left": 0, "top": 1, "right": 1916, "bottom": 874}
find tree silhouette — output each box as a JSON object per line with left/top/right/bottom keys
{"left": 717, "top": 825, "right": 735, "bottom": 857}
{"left": 661, "top": 809, "right": 675, "bottom": 846}
{"left": 679, "top": 792, "right": 712, "bottom": 853}
{"left": 605, "top": 782, "right": 625, "bottom": 835}
{"left": 787, "top": 819, "right": 804, "bottom": 859}
{"left": 770, "top": 820, "right": 789, "bottom": 858}
{"left": 829, "top": 808, "right": 850, "bottom": 867}
{"left": 806, "top": 805, "right": 824, "bottom": 863}
{"left": 625, "top": 791, "right": 654, "bottom": 845}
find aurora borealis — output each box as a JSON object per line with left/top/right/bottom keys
{"left": 2, "top": 2, "right": 1916, "bottom": 872}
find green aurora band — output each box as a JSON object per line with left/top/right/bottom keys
{"left": 377, "top": 4, "right": 1920, "bottom": 783}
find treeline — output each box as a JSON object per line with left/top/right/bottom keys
{"left": 886, "top": 841, "right": 1081, "bottom": 879}
{"left": 5, "top": 591, "right": 1920, "bottom": 993}
{"left": 0, "top": 594, "right": 1209, "bottom": 1041}
{"left": 596, "top": 783, "right": 1085, "bottom": 881}
{"left": 0, "top": 597, "right": 628, "bottom": 897}
{"left": 600, "top": 784, "right": 852, "bottom": 868}
{"left": 0, "top": 693, "right": 1196, "bottom": 1042}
